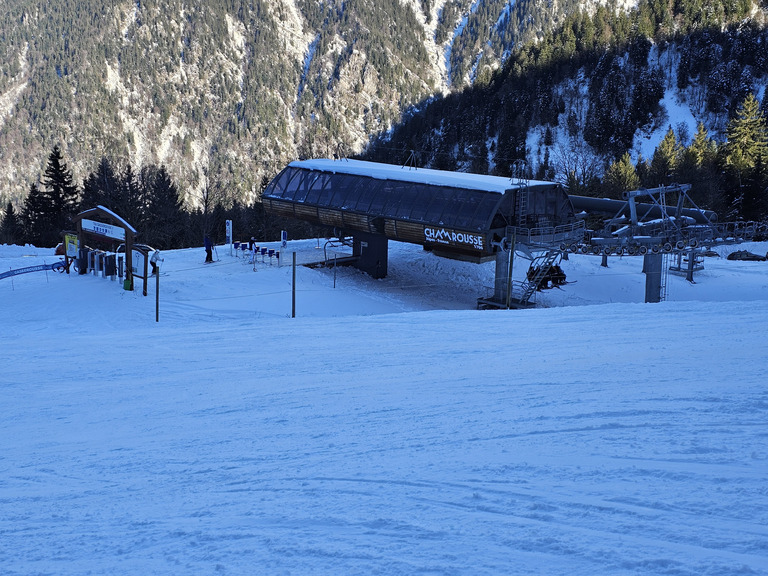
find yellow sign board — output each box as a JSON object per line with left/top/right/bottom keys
{"left": 64, "top": 234, "right": 79, "bottom": 257}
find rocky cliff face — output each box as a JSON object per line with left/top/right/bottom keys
{"left": 0, "top": 0, "right": 591, "bottom": 205}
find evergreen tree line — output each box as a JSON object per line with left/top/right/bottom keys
{"left": 602, "top": 92, "right": 768, "bottom": 220}
{"left": 2, "top": 91, "right": 765, "bottom": 249}
{"left": 0, "top": 146, "right": 314, "bottom": 249}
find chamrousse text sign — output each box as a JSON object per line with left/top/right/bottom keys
{"left": 424, "top": 227, "right": 484, "bottom": 251}
{"left": 81, "top": 218, "right": 126, "bottom": 241}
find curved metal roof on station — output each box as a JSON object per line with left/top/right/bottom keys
{"left": 263, "top": 159, "right": 547, "bottom": 232}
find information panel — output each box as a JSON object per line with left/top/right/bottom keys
{"left": 81, "top": 218, "right": 126, "bottom": 241}
{"left": 131, "top": 250, "right": 146, "bottom": 275}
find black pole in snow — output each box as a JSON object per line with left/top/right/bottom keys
{"left": 292, "top": 251, "right": 296, "bottom": 318}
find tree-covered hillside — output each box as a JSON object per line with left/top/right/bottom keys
{"left": 0, "top": 0, "right": 432, "bottom": 205}
{"left": 0, "top": 0, "right": 586, "bottom": 207}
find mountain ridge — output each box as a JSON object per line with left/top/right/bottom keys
{"left": 0, "top": 0, "right": 599, "bottom": 204}
{"left": 1, "top": 0, "right": 766, "bottom": 215}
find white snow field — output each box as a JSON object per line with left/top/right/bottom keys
{"left": 1, "top": 238, "right": 767, "bottom": 575}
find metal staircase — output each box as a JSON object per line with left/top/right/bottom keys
{"left": 515, "top": 250, "right": 562, "bottom": 307}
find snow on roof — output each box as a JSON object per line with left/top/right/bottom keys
{"left": 290, "top": 159, "right": 553, "bottom": 194}
{"left": 76, "top": 205, "right": 138, "bottom": 234}
{"left": 96, "top": 205, "right": 138, "bottom": 233}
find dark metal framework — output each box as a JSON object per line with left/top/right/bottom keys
{"left": 568, "top": 184, "right": 766, "bottom": 254}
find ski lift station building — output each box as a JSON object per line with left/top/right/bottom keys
{"left": 263, "top": 159, "right": 582, "bottom": 278}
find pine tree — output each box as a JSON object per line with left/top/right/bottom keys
{"left": 0, "top": 201, "right": 21, "bottom": 245}
{"left": 80, "top": 157, "right": 120, "bottom": 212}
{"left": 649, "top": 128, "right": 681, "bottom": 185}
{"left": 20, "top": 183, "right": 57, "bottom": 247}
{"left": 678, "top": 123, "right": 725, "bottom": 216}
{"left": 141, "top": 165, "right": 185, "bottom": 249}
{"left": 724, "top": 93, "right": 768, "bottom": 176}
{"left": 761, "top": 94, "right": 768, "bottom": 124}
{"left": 603, "top": 152, "right": 640, "bottom": 198}
{"left": 120, "top": 164, "right": 145, "bottom": 229}
{"left": 41, "top": 145, "right": 79, "bottom": 235}
{"left": 535, "top": 148, "right": 555, "bottom": 181}
{"left": 683, "top": 123, "right": 718, "bottom": 169}
{"left": 723, "top": 93, "right": 768, "bottom": 220}
{"left": 635, "top": 154, "right": 651, "bottom": 187}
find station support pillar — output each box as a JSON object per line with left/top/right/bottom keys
{"left": 644, "top": 253, "right": 663, "bottom": 303}
{"left": 352, "top": 232, "right": 388, "bottom": 279}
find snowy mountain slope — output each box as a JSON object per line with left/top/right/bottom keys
{"left": 526, "top": 42, "right": 768, "bottom": 181}
{"left": 1, "top": 239, "right": 767, "bottom": 574}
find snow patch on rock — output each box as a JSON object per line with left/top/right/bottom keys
{"left": 0, "top": 45, "right": 29, "bottom": 131}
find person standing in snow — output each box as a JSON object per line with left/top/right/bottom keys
{"left": 204, "top": 235, "right": 213, "bottom": 263}
{"left": 150, "top": 250, "right": 161, "bottom": 275}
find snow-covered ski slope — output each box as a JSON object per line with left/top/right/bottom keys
{"left": 2, "top": 239, "right": 767, "bottom": 575}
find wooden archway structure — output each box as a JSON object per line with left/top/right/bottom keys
{"left": 72, "top": 205, "right": 137, "bottom": 288}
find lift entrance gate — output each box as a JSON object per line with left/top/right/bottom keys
{"left": 72, "top": 206, "right": 146, "bottom": 293}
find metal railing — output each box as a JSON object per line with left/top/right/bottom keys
{"left": 508, "top": 221, "right": 586, "bottom": 247}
